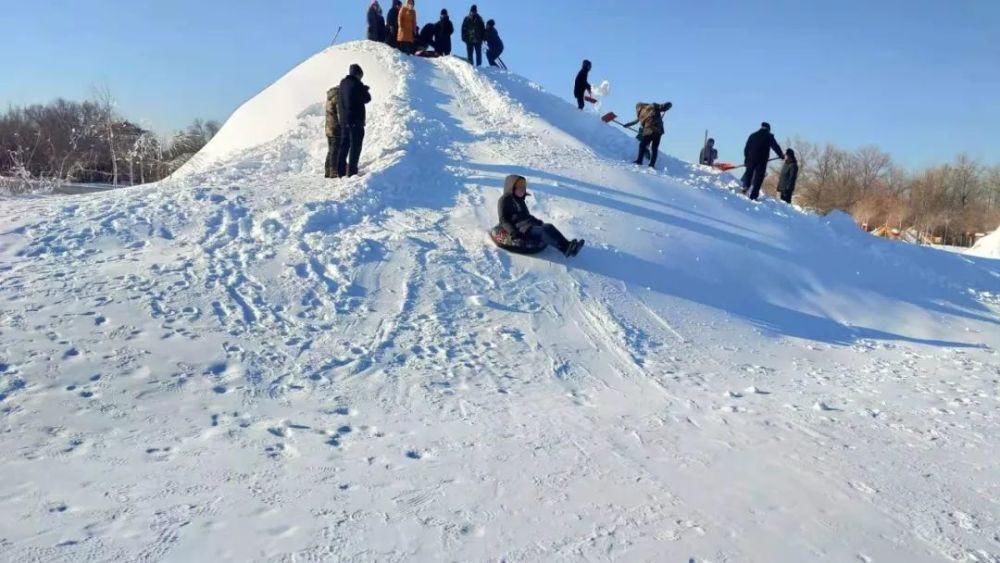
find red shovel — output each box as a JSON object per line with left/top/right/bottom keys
{"left": 585, "top": 95, "right": 598, "bottom": 104}
{"left": 712, "top": 156, "right": 783, "bottom": 172}
{"left": 601, "top": 112, "right": 638, "bottom": 131}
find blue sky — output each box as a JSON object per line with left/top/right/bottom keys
{"left": 2, "top": 0, "right": 998, "bottom": 169}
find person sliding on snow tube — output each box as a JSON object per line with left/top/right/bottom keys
{"left": 623, "top": 101, "right": 671, "bottom": 170}
{"left": 492, "top": 174, "right": 584, "bottom": 257}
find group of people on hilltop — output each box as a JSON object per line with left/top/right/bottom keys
{"left": 365, "top": 2, "right": 505, "bottom": 67}
{"left": 727, "top": 123, "right": 799, "bottom": 202}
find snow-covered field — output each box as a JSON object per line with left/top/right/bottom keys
{"left": 2, "top": 42, "right": 999, "bottom": 562}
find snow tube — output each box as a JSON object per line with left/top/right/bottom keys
{"left": 489, "top": 225, "right": 547, "bottom": 254}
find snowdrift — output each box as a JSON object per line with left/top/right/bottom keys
{"left": 1, "top": 41, "right": 999, "bottom": 562}
{"left": 968, "top": 226, "right": 1000, "bottom": 259}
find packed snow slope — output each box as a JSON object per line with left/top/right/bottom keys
{"left": 969, "top": 227, "right": 1000, "bottom": 259}
{"left": 2, "top": 42, "right": 1000, "bottom": 562}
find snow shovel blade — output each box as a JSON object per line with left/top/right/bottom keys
{"left": 713, "top": 162, "right": 738, "bottom": 171}
{"left": 601, "top": 112, "right": 617, "bottom": 123}
{"left": 585, "top": 95, "right": 598, "bottom": 104}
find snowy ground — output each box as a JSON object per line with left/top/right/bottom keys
{"left": 2, "top": 42, "right": 999, "bottom": 562}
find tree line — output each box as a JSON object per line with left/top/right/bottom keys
{"left": 764, "top": 139, "right": 1000, "bottom": 246}
{"left": 0, "top": 92, "right": 219, "bottom": 192}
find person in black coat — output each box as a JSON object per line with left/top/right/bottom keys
{"left": 336, "top": 64, "right": 372, "bottom": 178}
{"left": 367, "top": 1, "right": 386, "bottom": 42}
{"left": 741, "top": 122, "right": 784, "bottom": 200}
{"left": 574, "top": 60, "right": 592, "bottom": 110}
{"left": 417, "top": 22, "right": 436, "bottom": 51}
{"left": 498, "top": 174, "right": 581, "bottom": 257}
{"left": 436, "top": 9, "right": 454, "bottom": 55}
{"left": 461, "top": 5, "right": 486, "bottom": 66}
{"left": 699, "top": 138, "right": 718, "bottom": 166}
{"left": 777, "top": 149, "right": 799, "bottom": 204}
{"left": 485, "top": 19, "right": 504, "bottom": 67}
{"left": 385, "top": 0, "right": 402, "bottom": 48}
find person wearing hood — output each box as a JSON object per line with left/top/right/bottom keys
{"left": 776, "top": 148, "right": 799, "bottom": 204}
{"left": 461, "top": 5, "right": 486, "bottom": 66}
{"left": 699, "top": 138, "right": 718, "bottom": 166}
{"left": 574, "top": 60, "right": 592, "bottom": 110}
{"left": 367, "top": 1, "right": 386, "bottom": 42}
{"left": 396, "top": 0, "right": 417, "bottom": 55}
{"left": 623, "top": 102, "right": 672, "bottom": 169}
{"left": 385, "top": 0, "right": 402, "bottom": 48}
{"left": 741, "top": 122, "right": 784, "bottom": 200}
{"left": 435, "top": 9, "right": 454, "bottom": 55}
{"left": 336, "top": 64, "right": 372, "bottom": 178}
{"left": 324, "top": 86, "right": 342, "bottom": 178}
{"left": 497, "top": 175, "right": 583, "bottom": 257}
{"left": 485, "top": 19, "right": 504, "bottom": 67}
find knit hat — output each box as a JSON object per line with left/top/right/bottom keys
{"left": 471, "top": 4, "right": 478, "bottom": 13}
{"left": 761, "top": 122, "right": 771, "bottom": 130}
{"left": 349, "top": 64, "right": 364, "bottom": 78}
{"left": 441, "top": 8, "right": 448, "bottom": 15}
{"left": 487, "top": 19, "right": 495, "bottom": 26}
{"left": 786, "top": 148, "right": 796, "bottom": 158}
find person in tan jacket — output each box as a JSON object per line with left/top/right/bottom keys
{"left": 324, "top": 86, "right": 341, "bottom": 178}
{"left": 623, "top": 101, "right": 672, "bottom": 169}
{"left": 397, "top": 0, "right": 417, "bottom": 55}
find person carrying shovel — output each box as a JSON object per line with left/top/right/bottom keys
{"left": 741, "top": 122, "right": 784, "bottom": 200}
{"left": 622, "top": 102, "right": 672, "bottom": 170}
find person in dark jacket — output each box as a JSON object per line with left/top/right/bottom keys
{"left": 336, "top": 64, "right": 372, "bottom": 178}
{"left": 699, "top": 137, "right": 718, "bottom": 166}
{"left": 777, "top": 148, "right": 798, "bottom": 204}
{"left": 385, "top": 0, "right": 402, "bottom": 48}
{"left": 324, "top": 86, "right": 341, "bottom": 178}
{"left": 741, "top": 122, "right": 784, "bottom": 200}
{"left": 623, "top": 102, "right": 672, "bottom": 169}
{"left": 573, "top": 60, "right": 592, "bottom": 110}
{"left": 461, "top": 5, "right": 486, "bottom": 66}
{"left": 367, "top": 1, "right": 386, "bottom": 42}
{"left": 416, "top": 22, "right": 436, "bottom": 51}
{"left": 498, "top": 174, "right": 582, "bottom": 257}
{"left": 485, "top": 20, "right": 504, "bottom": 67}
{"left": 436, "top": 9, "right": 454, "bottom": 55}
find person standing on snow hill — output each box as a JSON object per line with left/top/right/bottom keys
{"left": 574, "top": 59, "right": 592, "bottom": 110}
{"left": 777, "top": 148, "right": 799, "bottom": 204}
{"left": 623, "top": 102, "right": 672, "bottom": 169}
{"left": 485, "top": 19, "right": 504, "bottom": 67}
{"left": 336, "top": 64, "right": 372, "bottom": 178}
{"left": 462, "top": 5, "right": 486, "bottom": 66}
{"left": 436, "top": 9, "right": 454, "bottom": 55}
{"left": 498, "top": 175, "right": 584, "bottom": 257}
{"left": 385, "top": 0, "right": 402, "bottom": 48}
{"left": 367, "top": 1, "right": 386, "bottom": 42}
{"left": 396, "top": 0, "right": 417, "bottom": 55}
{"left": 699, "top": 137, "right": 718, "bottom": 166}
{"left": 324, "top": 86, "right": 342, "bottom": 179}
{"left": 741, "top": 122, "right": 784, "bottom": 200}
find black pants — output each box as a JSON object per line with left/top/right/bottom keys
{"left": 337, "top": 125, "right": 365, "bottom": 177}
{"left": 528, "top": 224, "right": 570, "bottom": 253}
{"left": 780, "top": 190, "right": 793, "bottom": 204}
{"left": 325, "top": 133, "right": 341, "bottom": 177}
{"left": 399, "top": 41, "right": 414, "bottom": 55}
{"left": 465, "top": 41, "right": 482, "bottom": 66}
{"left": 487, "top": 47, "right": 503, "bottom": 66}
{"left": 741, "top": 161, "right": 767, "bottom": 200}
{"left": 576, "top": 94, "right": 585, "bottom": 110}
{"left": 637, "top": 134, "right": 661, "bottom": 168}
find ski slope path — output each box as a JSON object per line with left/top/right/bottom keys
{"left": 2, "top": 42, "right": 1000, "bottom": 562}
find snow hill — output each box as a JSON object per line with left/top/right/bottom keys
{"left": 968, "top": 227, "right": 1000, "bottom": 259}
{"left": 2, "top": 41, "right": 1000, "bottom": 562}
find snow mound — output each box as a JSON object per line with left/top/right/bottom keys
{"left": 1, "top": 41, "right": 999, "bottom": 562}
{"left": 967, "top": 227, "right": 1000, "bottom": 258}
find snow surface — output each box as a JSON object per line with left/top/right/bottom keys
{"left": 968, "top": 227, "right": 1000, "bottom": 259}
{"left": 2, "top": 41, "right": 1000, "bottom": 562}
